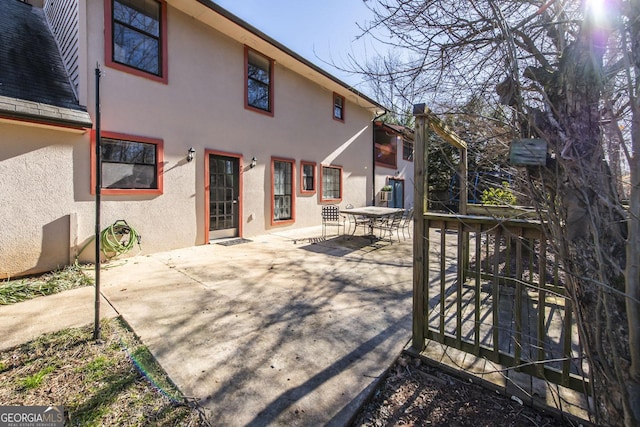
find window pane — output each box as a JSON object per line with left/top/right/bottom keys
{"left": 375, "top": 142, "right": 397, "bottom": 168}
{"left": 113, "top": 0, "right": 160, "bottom": 36}
{"left": 302, "top": 164, "right": 314, "bottom": 191}
{"left": 248, "top": 51, "right": 270, "bottom": 83}
{"left": 248, "top": 62, "right": 269, "bottom": 85}
{"left": 103, "top": 163, "right": 156, "bottom": 188}
{"left": 100, "top": 138, "right": 157, "bottom": 189}
{"left": 274, "top": 161, "right": 292, "bottom": 220}
{"left": 102, "top": 138, "right": 156, "bottom": 164}
{"left": 114, "top": 24, "right": 159, "bottom": 74}
{"left": 403, "top": 140, "right": 414, "bottom": 161}
{"left": 112, "top": 0, "right": 160, "bottom": 75}
{"left": 247, "top": 50, "right": 271, "bottom": 111}
{"left": 322, "top": 167, "right": 341, "bottom": 199}
{"left": 248, "top": 80, "right": 270, "bottom": 110}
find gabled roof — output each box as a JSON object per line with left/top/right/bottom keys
{"left": 0, "top": 0, "right": 91, "bottom": 129}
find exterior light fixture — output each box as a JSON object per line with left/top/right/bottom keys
{"left": 187, "top": 147, "right": 196, "bottom": 162}
{"left": 250, "top": 157, "right": 257, "bottom": 168}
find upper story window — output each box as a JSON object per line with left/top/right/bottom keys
{"left": 246, "top": 47, "right": 274, "bottom": 115}
{"left": 301, "top": 161, "right": 316, "bottom": 194}
{"left": 403, "top": 139, "right": 414, "bottom": 161}
{"left": 91, "top": 131, "right": 164, "bottom": 195}
{"left": 333, "top": 93, "right": 345, "bottom": 121}
{"left": 321, "top": 165, "right": 342, "bottom": 202}
{"left": 374, "top": 128, "right": 398, "bottom": 169}
{"left": 106, "top": 0, "right": 168, "bottom": 83}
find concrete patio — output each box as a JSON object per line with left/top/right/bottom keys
{"left": 96, "top": 226, "right": 414, "bottom": 426}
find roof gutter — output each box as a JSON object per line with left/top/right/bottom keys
{"left": 0, "top": 95, "right": 92, "bottom": 131}
{"left": 195, "top": 0, "right": 387, "bottom": 112}
{"left": 372, "top": 110, "right": 388, "bottom": 206}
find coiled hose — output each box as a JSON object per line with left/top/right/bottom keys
{"left": 101, "top": 220, "right": 141, "bottom": 259}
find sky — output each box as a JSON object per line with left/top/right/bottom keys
{"left": 212, "top": 0, "right": 382, "bottom": 91}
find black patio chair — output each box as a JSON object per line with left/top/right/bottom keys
{"left": 345, "top": 204, "right": 371, "bottom": 236}
{"left": 372, "top": 211, "right": 404, "bottom": 243}
{"left": 321, "top": 205, "right": 346, "bottom": 238}
{"left": 400, "top": 208, "right": 414, "bottom": 240}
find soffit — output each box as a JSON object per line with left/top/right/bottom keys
{"left": 169, "top": 0, "right": 385, "bottom": 114}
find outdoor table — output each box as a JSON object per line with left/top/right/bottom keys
{"left": 340, "top": 206, "right": 404, "bottom": 239}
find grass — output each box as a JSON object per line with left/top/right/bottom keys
{"left": 0, "top": 318, "right": 209, "bottom": 426}
{"left": 0, "top": 268, "right": 209, "bottom": 426}
{"left": 21, "top": 366, "right": 56, "bottom": 389}
{"left": 0, "top": 264, "right": 92, "bottom": 305}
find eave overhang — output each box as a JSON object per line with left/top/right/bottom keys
{"left": 169, "top": 0, "right": 387, "bottom": 116}
{"left": 0, "top": 95, "right": 92, "bottom": 132}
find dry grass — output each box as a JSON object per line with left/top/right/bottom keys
{"left": 0, "top": 318, "right": 209, "bottom": 426}
{"left": 0, "top": 265, "right": 92, "bottom": 305}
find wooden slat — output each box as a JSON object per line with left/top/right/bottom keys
{"left": 515, "top": 229, "right": 523, "bottom": 368}
{"left": 439, "top": 223, "right": 447, "bottom": 339}
{"left": 492, "top": 229, "right": 501, "bottom": 359}
{"left": 474, "top": 229, "right": 481, "bottom": 354}
{"left": 537, "top": 239, "right": 547, "bottom": 377}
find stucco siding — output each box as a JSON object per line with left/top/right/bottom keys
{"left": 0, "top": 122, "right": 89, "bottom": 278}
{"left": 78, "top": 0, "right": 374, "bottom": 250}
{"left": 2, "top": 0, "right": 379, "bottom": 277}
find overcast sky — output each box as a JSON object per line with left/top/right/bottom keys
{"left": 212, "top": 0, "right": 381, "bottom": 90}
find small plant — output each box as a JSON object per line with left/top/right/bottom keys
{"left": 381, "top": 185, "right": 392, "bottom": 192}
{"left": 481, "top": 181, "right": 516, "bottom": 206}
{"left": 21, "top": 366, "right": 55, "bottom": 389}
{"left": 83, "top": 356, "right": 113, "bottom": 382}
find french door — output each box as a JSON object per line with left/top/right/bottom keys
{"left": 209, "top": 154, "right": 240, "bottom": 239}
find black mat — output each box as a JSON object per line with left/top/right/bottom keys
{"left": 216, "top": 238, "right": 252, "bottom": 246}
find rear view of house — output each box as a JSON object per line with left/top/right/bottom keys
{"left": 0, "top": 0, "right": 385, "bottom": 278}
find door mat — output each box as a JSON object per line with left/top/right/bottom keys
{"left": 216, "top": 238, "right": 252, "bottom": 246}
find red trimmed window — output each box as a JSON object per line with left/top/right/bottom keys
{"left": 271, "top": 157, "right": 295, "bottom": 225}
{"left": 300, "top": 161, "right": 316, "bottom": 194}
{"left": 320, "top": 165, "right": 342, "bottom": 202}
{"left": 374, "top": 128, "right": 398, "bottom": 169}
{"left": 91, "top": 131, "right": 164, "bottom": 195}
{"left": 402, "top": 139, "right": 414, "bottom": 161}
{"left": 333, "top": 93, "right": 345, "bottom": 121}
{"left": 105, "top": 0, "right": 168, "bottom": 83}
{"left": 245, "top": 47, "right": 274, "bottom": 115}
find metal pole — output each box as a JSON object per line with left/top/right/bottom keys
{"left": 94, "top": 66, "right": 102, "bottom": 341}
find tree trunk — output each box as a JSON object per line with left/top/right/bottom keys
{"left": 531, "top": 21, "right": 636, "bottom": 426}
{"left": 625, "top": 2, "right": 640, "bottom": 424}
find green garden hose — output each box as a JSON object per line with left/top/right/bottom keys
{"left": 101, "top": 220, "right": 141, "bottom": 259}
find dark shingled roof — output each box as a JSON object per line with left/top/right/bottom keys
{"left": 0, "top": 0, "right": 82, "bottom": 111}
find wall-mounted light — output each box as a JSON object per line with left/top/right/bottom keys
{"left": 250, "top": 157, "right": 257, "bottom": 169}
{"left": 187, "top": 147, "right": 196, "bottom": 162}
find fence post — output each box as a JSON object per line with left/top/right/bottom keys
{"left": 412, "top": 104, "right": 429, "bottom": 351}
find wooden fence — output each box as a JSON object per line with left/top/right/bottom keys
{"left": 412, "top": 212, "right": 590, "bottom": 393}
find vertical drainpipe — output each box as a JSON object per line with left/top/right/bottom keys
{"left": 372, "top": 110, "right": 387, "bottom": 206}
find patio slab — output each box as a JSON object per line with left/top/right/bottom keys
{"left": 97, "top": 227, "right": 414, "bottom": 426}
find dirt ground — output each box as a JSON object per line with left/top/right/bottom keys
{"left": 350, "top": 353, "right": 577, "bottom": 427}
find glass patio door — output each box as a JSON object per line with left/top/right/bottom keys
{"left": 209, "top": 154, "right": 239, "bottom": 239}
{"left": 389, "top": 178, "right": 405, "bottom": 208}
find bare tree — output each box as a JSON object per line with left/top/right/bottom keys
{"left": 353, "top": 1, "right": 639, "bottom": 425}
